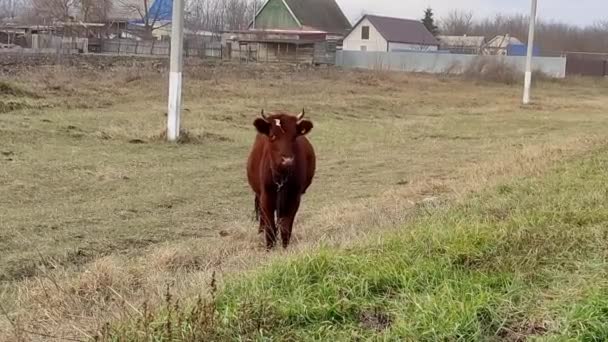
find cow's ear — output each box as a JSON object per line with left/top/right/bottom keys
{"left": 297, "top": 120, "right": 313, "bottom": 136}
{"left": 254, "top": 118, "right": 271, "bottom": 135}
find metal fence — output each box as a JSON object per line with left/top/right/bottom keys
{"left": 225, "top": 40, "right": 337, "bottom": 65}
{"left": 336, "top": 50, "right": 567, "bottom": 78}
{"left": 565, "top": 52, "right": 608, "bottom": 77}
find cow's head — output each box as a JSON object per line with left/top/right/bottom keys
{"left": 253, "top": 109, "right": 313, "bottom": 171}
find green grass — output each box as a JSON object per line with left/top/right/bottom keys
{"left": 107, "top": 147, "right": 608, "bottom": 341}
{"left": 2, "top": 64, "right": 608, "bottom": 338}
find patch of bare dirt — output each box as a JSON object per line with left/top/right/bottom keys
{"left": 359, "top": 308, "right": 392, "bottom": 331}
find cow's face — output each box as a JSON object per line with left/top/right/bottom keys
{"left": 253, "top": 110, "right": 313, "bottom": 171}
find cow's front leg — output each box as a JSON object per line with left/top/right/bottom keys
{"left": 260, "top": 191, "right": 278, "bottom": 250}
{"left": 278, "top": 195, "right": 300, "bottom": 249}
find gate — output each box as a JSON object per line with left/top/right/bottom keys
{"left": 313, "top": 40, "right": 337, "bottom": 65}
{"left": 566, "top": 53, "right": 608, "bottom": 77}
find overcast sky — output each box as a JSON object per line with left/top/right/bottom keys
{"left": 335, "top": 0, "right": 607, "bottom": 27}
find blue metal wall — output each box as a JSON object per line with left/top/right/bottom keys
{"left": 507, "top": 44, "right": 541, "bottom": 56}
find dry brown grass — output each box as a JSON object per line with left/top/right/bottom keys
{"left": 462, "top": 57, "right": 554, "bottom": 85}
{"left": 1, "top": 62, "right": 608, "bottom": 340}
{"left": 464, "top": 57, "right": 520, "bottom": 84}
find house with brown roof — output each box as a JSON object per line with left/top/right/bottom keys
{"left": 342, "top": 15, "right": 439, "bottom": 52}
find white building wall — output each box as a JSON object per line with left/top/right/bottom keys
{"left": 342, "top": 18, "right": 387, "bottom": 52}
{"left": 388, "top": 42, "right": 439, "bottom": 52}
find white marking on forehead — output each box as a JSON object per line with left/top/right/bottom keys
{"left": 274, "top": 119, "right": 281, "bottom": 127}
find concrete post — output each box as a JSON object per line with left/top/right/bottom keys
{"left": 167, "top": 0, "right": 185, "bottom": 141}
{"left": 523, "top": 0, "right": 538, "bottom": 105}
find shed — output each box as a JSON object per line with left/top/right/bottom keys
{"left": 342, "top": 15, "right": 439, "bottom": 52}
{"left": 483, "top": 34, "right": 523, "bottom": 56}
{"left": 437, "top": 35, "right": 485, "bottom": 55}
{"left": 0, "top": 25, "right": 26, "bottom": 46}
{"left": 224, "top": 29, "right": 335, "bottom": 64}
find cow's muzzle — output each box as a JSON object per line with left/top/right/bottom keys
{"left": 281, "top": 156, "right": 294, "bottom": 167}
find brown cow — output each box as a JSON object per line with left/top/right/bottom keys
{"left": 246, "top": 109, "right": 316, "bottom": 249}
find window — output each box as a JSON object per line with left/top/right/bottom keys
{"left": 361, "top": 26, "right": 370, "bottom": 40}
{"left": 360, "top": 45, "right": 367, "bottom": 51}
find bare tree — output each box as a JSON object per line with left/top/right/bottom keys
{"left": 224, "top": 0, "right": 248, "bottom": 30}
{"left": 0, "top": 0, "right": 10, "bottom": 20}
{"left": 29, "top": 0, "right": 77, "bottom": 21}
{"left": 441, "top": 10, "right": 473, "bottom": 36}
{"left": 117, "top": 0, "right": 170, "bottom": 39}
{"left": 185, "top": 0, "right": 261, "bottom": 32}
{"left": 78, "top": 0, "right": 113, "bottom": 22}
{"left": 0, "top": 0, "right": 29, "bottom": 20}
{"left": 439, "top": 11, "right": 608, "bottom": 54}
{"left": 186, "top": 0, "right": 223, "bottom": 32}
{"left": 594, "top": 20, "right": 608, "bottom": 31}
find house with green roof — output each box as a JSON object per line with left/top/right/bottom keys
{"left": 225, "top": 0, "right": 351, "bottom": 64}
{"left": 249, "top": 0, "right": 352, "bottom": 36}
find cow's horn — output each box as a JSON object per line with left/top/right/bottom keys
{"left": 261, "top": 109, "right": 268, "bottom": 120}
{"left": 297, "top": 108, "right": 305, "bottom": 121}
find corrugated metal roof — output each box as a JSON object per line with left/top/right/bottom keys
{"left": 147, "top": 0, "right": 172, "bottom": 21}
{"left": 245, "top": 28, "right": 328, "bottom": 34}
{"left": 359, "top": 15, "right": 439, "bottom": 46}
{"left": 253, "top": 0, "right": 351, "bottom": 34}
{"left": 437, "top": 35, "right": 485, "bottom": 47}
{"left": 486, "top": 35, "right": 523, "bottom": 48}
{"left": 239, "top": 38, "right": 318, "bottom": 44}
{"left": 109, "top": 0, "right": 171, "bottom": 23}
{"left": 284, "top": 0, "right": 351, "bottom": 34}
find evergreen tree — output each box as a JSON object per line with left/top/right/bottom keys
{"left": 422, "top": 7, "right": 439, "bottom": 36}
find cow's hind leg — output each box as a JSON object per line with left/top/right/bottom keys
{"left": 260, "top": 192, "right": 278, "bottom": 250}
{"left": 279, "top": 196, "right": 301, "bottom": 249}
{"left": 254, "top": 196, "right": 263, "bottom": 233}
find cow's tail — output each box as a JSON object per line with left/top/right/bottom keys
{"left": 253, "top": 196, "right": 261, "bottom": 222}
{"left": 276, "top": 189, "right": 287, "bottom": 218}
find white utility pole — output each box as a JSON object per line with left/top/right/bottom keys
{"left": 167, "top": 0, "right": 185, "bottom": 141}
{"left": 523, "top": 0, "right": 538, "bottom": 105}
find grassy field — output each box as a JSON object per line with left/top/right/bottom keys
{"left": 1, "top": 61, "right": 608, "bottom": 340}
{"left": 109, "top": 144, "right": 608, "bottom": 341}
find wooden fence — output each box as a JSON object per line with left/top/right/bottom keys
{"left": 227, "top": 40, "right": 337, "bottom": 65}
{"left": 95, "top": 38, "right": 222, "bottom": 58}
